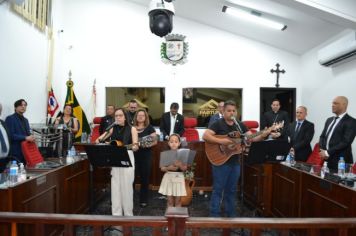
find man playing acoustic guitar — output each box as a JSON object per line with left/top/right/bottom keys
{"left": 203, "top": 100, "right": 272, "bottom": 217}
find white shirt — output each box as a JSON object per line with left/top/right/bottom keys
{"left": 0, "top": 122, "right": 10, "bottom": 158}
{"left": 169, "top": 114, "right": 177, "bottom": 136}
{"left": 326, "top": 112, "right": 346, "bottom": 150}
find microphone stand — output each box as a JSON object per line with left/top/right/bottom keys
{"left": 231, "top": 116, "right": 243, "bottom": 134}
{"left": 231, "top": 116, "right": 246, "bottom": 214}
{"left": 99, "top": 131, "right": 110, "bottom": 143}
{"left": 99, "top": 122, "right": 116, "bottom": 143}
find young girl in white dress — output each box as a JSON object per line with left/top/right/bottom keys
{"left": 158, "top": 133, "right": 187, "bottom": 207}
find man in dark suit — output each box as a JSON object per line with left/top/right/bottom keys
{"left": 0, "top": 103, "right": 11, "bottom": 172}
{"left": 5, "top": 99, "right": 35, "bottom": 164}
{"left": 319, "top": 96, "right": 356, "bottom": 171}
{"left": 288, "top": 106, "right": 314, "bottom": 161}
{"left": 99, "top": 104, "right": 115, "bottom": 135}
{"left": 159, "top": 102, "right": 184, "bottom": 140}
{"left": 127, "top": 99, "right": 138, "bottom": 125}
{"left": 261, "top": 98, "right": 290, "bottom": 140}
{"left": 208, "top": 101, "right": 224, "bottom": 128}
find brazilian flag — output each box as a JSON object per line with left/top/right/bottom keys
{"left": 65, "top": 79, "right": 91, "bottom": 142}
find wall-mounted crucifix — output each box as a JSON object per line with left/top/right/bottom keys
{"left": 270, "top": 63, "right": 285, "bottom": 88}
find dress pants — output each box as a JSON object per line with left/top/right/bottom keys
{"left": 111, "top": 150, "right": 135, "bottom": 216}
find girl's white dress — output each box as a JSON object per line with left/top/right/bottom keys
{"left": 158, "top": 171, "right": 187, "bottom": 196}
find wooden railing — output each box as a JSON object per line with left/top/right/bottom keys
{"left": 1, "top": 208, "right": 356, "bottom": 236}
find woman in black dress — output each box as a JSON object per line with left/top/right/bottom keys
{"left": 133, "top": 108, "right": 157, "bottom": 207}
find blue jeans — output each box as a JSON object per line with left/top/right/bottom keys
{"left": 210, "top": 159, "right": 241, "bottom": 217}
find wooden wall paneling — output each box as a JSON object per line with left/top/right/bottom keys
{"left": 62, "top": 160, "right": 90, "bottom": 214}
{"left": 271, "top": 164, "right": 301, "bottom": 217}
{"left": 242, "top": 163, "right": 273, "bottom": 216}
{"left": 300, "top": 172, "right": 353, "bottom": 217}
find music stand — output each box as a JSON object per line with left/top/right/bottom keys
{"left": 83, "top": 144, "right": 132, "bottom": 213}
{"left": 246, "top": 140, "right": 290, "bottom": 165}
{"left": 84, "top": 144, "right": 132, "bottom": 167}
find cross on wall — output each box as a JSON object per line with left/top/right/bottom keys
{"left": 270, "top": 63, "right": 286, "bottom": 88}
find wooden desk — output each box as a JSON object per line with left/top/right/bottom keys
{"left": 0, "top": 159, "right": 90, "bottom": 235}
{"left": 243, "top": 162, "right": 356, "bottom": 219}
{"left": 242, "top": 162, "right": 273, "bottom": 216}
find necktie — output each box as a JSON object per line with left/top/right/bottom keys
{"left": 295, "top": 122, "right": 301, "bottom": 133}
{"left": 292, "top": 122, "right": 301, "bottom": 141}
{"left": 326, "top": 116, "right": 339, "bottom": 138}
{"left": 0, "top": 128, "right": 7, "bottom": 153}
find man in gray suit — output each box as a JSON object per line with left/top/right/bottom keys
{"left": 319, "top": 96, "right": 356, "bottom": 171}
{"left": 288, "top": 106, "right": 314, "bottom": 161}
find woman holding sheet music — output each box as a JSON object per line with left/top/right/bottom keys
{"left": 159, "top": 134, "right": 187, "bottom": 207}
{"left": 95, "top": 108, "right": 138, "bottom": 216}
{"left": 133, "top": 109, "right": 157, "bottom": 208}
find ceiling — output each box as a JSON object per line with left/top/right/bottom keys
{"left": 127, "top": 0, "right": 356, "bottom": 55}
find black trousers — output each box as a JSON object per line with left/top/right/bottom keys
{"left": 134, "top": 153, "right": 152, "bottom": 203}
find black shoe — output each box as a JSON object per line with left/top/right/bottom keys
{"left": 140, "top": 203, "right": 148, "bottom": 208}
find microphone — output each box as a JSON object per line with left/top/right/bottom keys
{"left": 105, "top": 121, "right": 117, "bottom": 132}
{"left": 230, "top": 116, "right": 243, "bottom": 134}
{"left": 98, "top": 122, "right": 117, "bottom": 143}
{"left": 230, "top": 116, "right": 238, "bottom": 125}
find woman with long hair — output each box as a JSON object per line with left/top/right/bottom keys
{"left": 133, "top": 108, "right": 157, "bottom": 207}
{"left": 95, "top": 108, "right": 138, "bottom": 216}
{"left": 55, "top": 104, "right": 79, "bottom": 156}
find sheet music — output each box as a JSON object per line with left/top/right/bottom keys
{"left": 159, "top": 148, "right": 196, "bottom": 167}
{"left": 181, "top": 148, "right": 196, "bottom": 165}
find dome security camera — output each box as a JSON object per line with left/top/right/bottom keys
{"left": 149, "top": 0, "right": 175, "bottom": 37}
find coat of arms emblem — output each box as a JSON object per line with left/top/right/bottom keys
{"left": 161, "top": 34, "right": 189, "bottom": 65}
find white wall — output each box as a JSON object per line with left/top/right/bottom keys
{"left": 301, "top": 29, "right": 356, "bottom": 159}
{"left": 0, "top": 2, "right": 48, "bottom": 122}
{"left": 2, "top": 0, "right": 301, "bottom": 124}
{"left": 50, "top": 0, "right": 301, "bottom": 122}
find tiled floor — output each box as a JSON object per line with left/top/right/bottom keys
{"left": 77, "top": 189, "right": 277, "bottom": 236}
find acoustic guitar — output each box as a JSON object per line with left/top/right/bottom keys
{"left": 205, "top": 122, "right": 284, "bottom": 166}
{"left": 110, "top": 135, "right": 157, "bottom": 149}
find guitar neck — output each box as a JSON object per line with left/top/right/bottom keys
{"left": 125, "top": 142, "right": 140, "bottom": 150}
{"left": 244, "top": 130, "right": 264, "bottom": 139}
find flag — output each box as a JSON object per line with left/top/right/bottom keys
{"left": 87, "top": 79, "right": 97, "bottom": 124}
{"left": 47, "top": 87, "right": 60, "bottom": 124}
{"left": 65, "top": 79, "right": 91, "bottom": 142}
